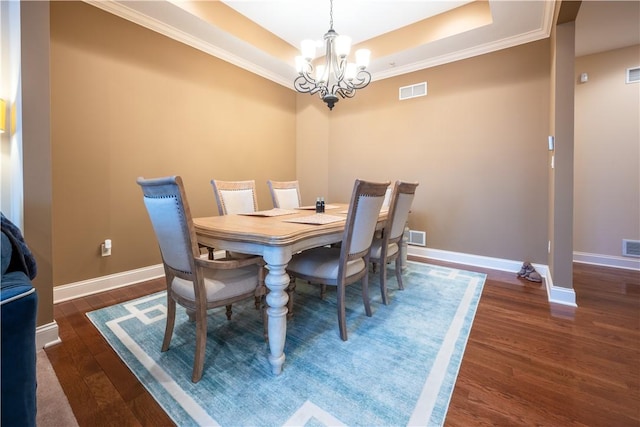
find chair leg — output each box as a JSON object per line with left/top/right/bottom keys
{"left": 256, "top": 265, "right": 267, "bottom": 310}
{"left": 395, "top": 255, "right": 404, "bottom": 290}
{"left": 362, "top": 272, "right": 372, "bottom": 317}
{"left": 286, "top": 277, "right": 296, "bottom": 319}
{"left": 320, "top": 284, "right": 327, "bottom": 300}
{"left": 162, "top": 297, "right": 177, "bottom": 352}
{"left": 337, "top": 284, "right": 348, "bottom": 341}
{"left": 380, "top": 259, "right": 389, "bottom": 305}
{"left": 186, "top": 309, "right": 196, "bottom": 323}
{"left": 261, "top": 295, "right": 269, "bottom": 342}
{"left": 191, "top": 303, "right": 208, "bottom": 383}
{"left": 225, "top": 304, "right": 233, "bottom": 320}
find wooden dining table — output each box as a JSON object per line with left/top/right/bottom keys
{"left": 193, "top": 204, "right": 387, "bottom": 375}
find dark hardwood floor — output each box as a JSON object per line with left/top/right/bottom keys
{"left": 46, "top": 259, "right": 640, "bottom": 426}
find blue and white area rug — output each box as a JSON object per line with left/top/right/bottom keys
{"left": 87, "top": 262, "right": 485, "bottom": 426}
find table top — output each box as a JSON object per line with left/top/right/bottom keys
{"left": 193, "top": 204, "right": 388, "bottom": 247}
{"left": 193, "top": 204, "right": 349, "bottom": 247}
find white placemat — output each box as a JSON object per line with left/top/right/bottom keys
{"left": 239, "top": 208, "right": 299, "bottom": 217}
{"left": 282, "top": 213, "right": 346, "bottom": 225}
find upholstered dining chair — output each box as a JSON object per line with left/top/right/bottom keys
{"left": 286, "top": 179, "right": 390, "bottom": 341}
{"left": 209, "top": 179, "right": 259, "bottom": 259}
{"left": 137, "top": 176, "right": 265, "bottom": 383}
{"left": 369, "top": 181, "right": 419, "bottom": 305}
{"left": 382, "top": 185, "right": 393, "bottom": 210}
{"left": 267, "top": 180, "right": 302, "bottom": 209}
{"left": 210, "top": 179, "right": 267, "bottom": 309}
{"left": 211, "top": 179, "right": 259, "bottom": 215}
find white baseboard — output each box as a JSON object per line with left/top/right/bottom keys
{"left": 36, "top": 321, "right": 61, "bottom": 349}
{"left": 52, "top": 248, "right": 581, "bottom": 308}
{"left": 54, "top": 264, "right": 165, "bottom": 303}
{"left": 534, "top": 264, "right": 577, "bottom": 307}
{"left": 574, "top": 251, "right": 640, "bottom": 271}
{"left": 407, "top": 246, "right": 577, "bottom": 307}
{"left": 407, "top": 246, "right": 526, "bottom": 273}
{"left": 52, "top": 249, "right": 232, "bottom": 304}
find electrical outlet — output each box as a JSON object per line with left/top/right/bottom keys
{"left": 101, "top": 239, "right": 112, "bottom": 257}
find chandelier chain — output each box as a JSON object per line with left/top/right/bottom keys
{"left": 329, "top": 0, "right": 334, "bottom": 30}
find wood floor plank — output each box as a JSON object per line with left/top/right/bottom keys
{"left": 46, "top": 343, "right": 104, "bottom": 425}
{"left": 93, "top": 347, "right": 149, "bottom": 402}
{"left": 46, "top": 261, "right": 640, "bottom": 426}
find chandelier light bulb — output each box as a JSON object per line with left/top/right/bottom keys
{"left": 295, "top": 56, "right": 306, "bottom": 74}
{"left": 315, "top": 65, "right": 327, "bottom": 84}
{"left": 335, "top": 35, "right": 351, "bottom": 58}
{"left": 345, "top": 63, "right": 357, "bottom": 80}
{"left": 301, "top": 39, "right": 317, "bottom": 60}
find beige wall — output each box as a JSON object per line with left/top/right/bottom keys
{"left": 21, "top": 1, "right": 54, "bottom": 327}
{"left": 295, "top": 95, "right": 330, "bottom": 205}
{"left": 297, "top": 40, "right": 551, "bottom": 262}
{"left": 574, "top": 45, "right": 640, "bottom": 256}
{"left": 549, "top": 18, "right": 577, "bottom": 289}
{"left": 49, "top": 2, "right": 296, "bottom": 286}
{"left": 19, "top": 1, "right": 626, "bottom": 327}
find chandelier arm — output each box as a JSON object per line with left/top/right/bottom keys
{"left": 294, "top": 75, "right": 324, "bottom": 96}
{"left": 300, "top": 72, "right": 318, "bottom": 86}
{"left": 349, "top": 70, "right": 371, "bottom": 89}
{"left": 331, "top": 57, "right": 347, "bottom": 84}
{"left": 335, "top": 87, "right": 356, "bottom": 99}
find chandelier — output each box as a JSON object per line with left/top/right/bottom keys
{"left": 294, "top": 0, "right": 371, "bottom": 110}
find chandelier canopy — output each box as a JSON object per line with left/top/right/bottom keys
{"left": 293, "top": 0, "right": 371, "bottom": 110}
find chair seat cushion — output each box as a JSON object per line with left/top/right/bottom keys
{"left": 369, "top": 240, "right": 399, "bottom": 260}
{"left": 287, "top": 247, "right": 365, "bottom": 281}
{"left": 172, "top": 265, "right": 259, "bottom": 303}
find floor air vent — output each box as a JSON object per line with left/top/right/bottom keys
{"left": 408, "top": 230, "right": 426, "bottom": 246}
{"left": 622, "top": 239, "right": 640, "bottom": 257}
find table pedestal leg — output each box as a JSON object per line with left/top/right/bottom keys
{"left": 263, "top": 251, "right": 290, "bottom": 375}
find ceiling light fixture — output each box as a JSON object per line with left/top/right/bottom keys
{"left": 294, "top": 0, "right": 371, "bottom": 110}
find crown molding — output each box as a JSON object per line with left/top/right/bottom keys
{"left": 372, "top": 27, "right": 550, "bottom": 81}
{"left": 83, "top": 0, "right": 555, "bottom": 91}
{"left": 83, "top": 0, "right": 293, "bottom": 88}
{"left": 373, "top": 0, "right": 555, "bottom": 82}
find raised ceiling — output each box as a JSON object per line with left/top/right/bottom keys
{"left": 85, "top": 1, "right": 639, "bottom": 89}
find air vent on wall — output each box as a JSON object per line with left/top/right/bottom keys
{"left": 622, "top": 239, "right": 640, "bottom": 257}
{"left": 408, "top": 230, "right": 426, "bottom": 246}
{"left": 399, "top": 82, "right": 427, "bottom": 100}
{"left": 626, "top": 66, "right": 640, "bottom": 84}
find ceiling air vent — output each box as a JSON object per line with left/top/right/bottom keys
{"left": 626, "top": 66, "right": 640, "bottom": 84}
{"left": 622, "top": 239, "right": 640, "bottom": 257}
{"left": 399, "top": 82, "right": 427, "bottom": 100}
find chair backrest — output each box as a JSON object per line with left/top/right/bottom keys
{"left": 385, "top": 181, "right": 419, "bottom": 243}
{"left": 267, "top": 180, "right": 301, "bottom": 209}
{"left": 137, "top": 176, "right": 199, "bottom": 275}
{"left": 381, "top": 185, "right": 393, "bottom": 210}
{"left": 341, "top": 179, "right": 390, "bottom": 261}
{"left": 211, "top": 180, "right": 258, "bottom": 215}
